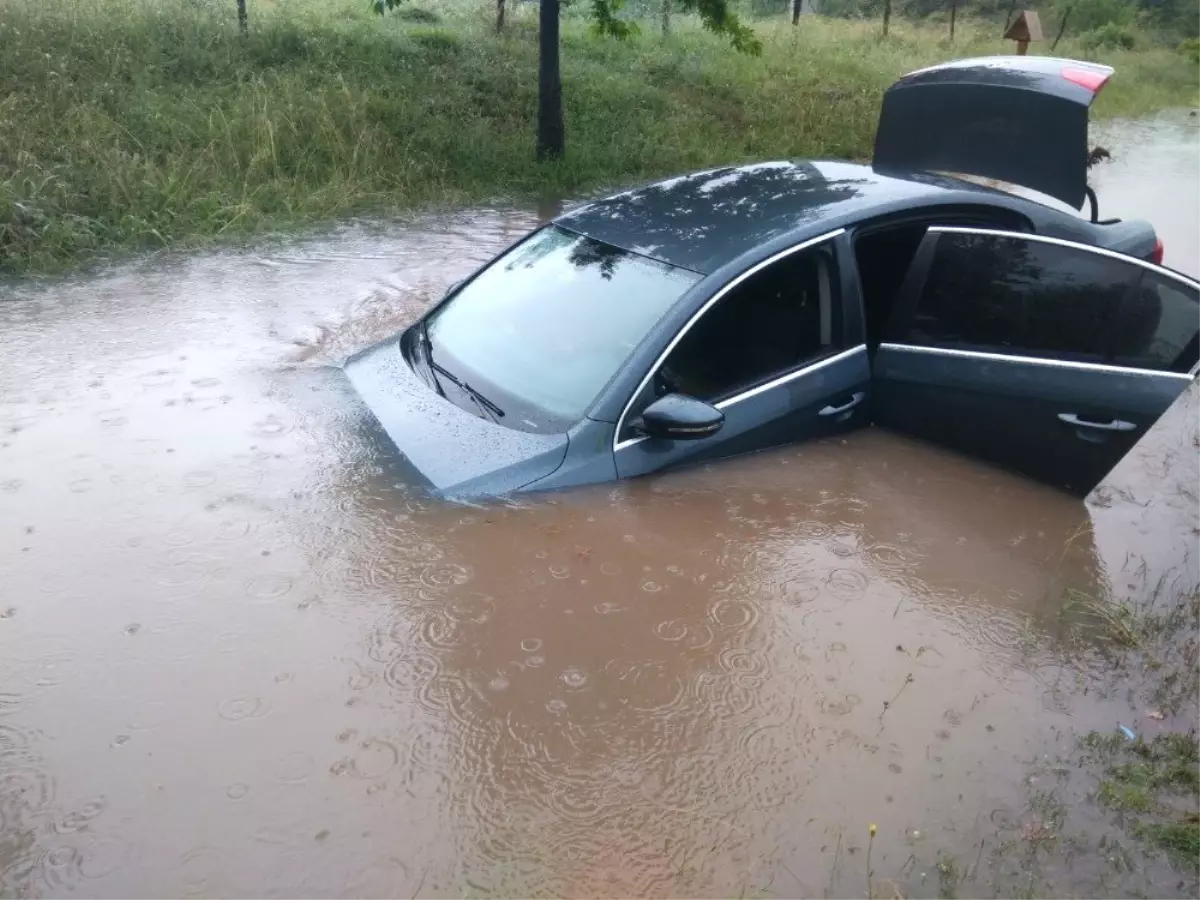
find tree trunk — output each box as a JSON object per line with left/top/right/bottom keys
{"left": 792, "top": 0, "right": 801, "bottom": 25}
{"left": 1051, "top": 7, "right": 1071, "bottom": 50}
{"left": 949, "top": 0, "right": 956, "bottom": 40}
{"left": 496, "top": 0, "right": 505, "bottom": 32}
{"left": 1002, "top": 0, "right": 1016, "bottom": 31}
{"left": 661, "top": 0, "right": 670, "bottom": 36}
{"left": 881, "top": 0, "right": 890, "bottom": 36}
{"left": 536, "top": 0, "right": 564, "bottom": 161}
{"left": 237, "top": 0, "right": 247, "bottom": 33}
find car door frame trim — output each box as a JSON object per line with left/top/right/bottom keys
{"left": 716, "top": 345, "right": 868, "bottom": 409}
{"left": 879, "top": 342, "right": 1195, "bottom": 380}
{"left": 615, "top": 344, "right": 867, "bottom": 451}
{"left": 613, "top": 228, "right": 847, "bottom": 452}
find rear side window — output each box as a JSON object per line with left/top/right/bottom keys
{"left": 904, "top": 233, "right": 1138, "bottom": 362}
{"left": 654, "top": 243, "right": 842, "bottom": 404}
{"left": 1110, "top": 273, "right": 1200, "bottom": 374}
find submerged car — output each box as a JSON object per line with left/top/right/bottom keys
{"left": 346, "top": 55, "right": 1200, "bottom": 498}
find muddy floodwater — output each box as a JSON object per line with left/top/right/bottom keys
{"left": 2, "top": 115, "right": 1197, "bottom": 898}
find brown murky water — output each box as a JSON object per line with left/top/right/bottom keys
{"left": 2, "top": 115, "right": 1197, "bottom": 899}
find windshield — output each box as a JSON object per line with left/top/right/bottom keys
{"left": 424, "top": 225, "right": 702, "bottom": 431}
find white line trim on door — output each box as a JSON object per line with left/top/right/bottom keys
{"left": 614, "top": 345, "right": 866, "bottom": 452}
{"left": 879, "top": 342, "right": 1195, "bottom": 380}
{"left": 715, "top": 345, "right": 866, "bottom": 409}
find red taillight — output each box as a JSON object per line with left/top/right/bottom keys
{"left": 1062, "top": 66, "right": 1111, "bottom": 94}
{"left": 1150, "top": 237, "right": 1165, "bottom": 266}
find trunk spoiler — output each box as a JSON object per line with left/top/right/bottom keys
{"left": 873, "top": 56, "right": 1113, "bottom": 210}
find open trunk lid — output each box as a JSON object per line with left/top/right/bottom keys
{"left": 873, "top": 56, "right": 1113, "bottom": 210}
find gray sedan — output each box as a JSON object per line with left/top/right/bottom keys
{"left": 346, "top": 55, "right": 1199, "bottom": 498}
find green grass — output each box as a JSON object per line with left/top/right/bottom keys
{"left": 1136, "top": 821, "right": 1200, "bottom": 869}
{"left": 2, "top": 0, "right": 1197, "bottom": 275}
{"left": 1099, "top": 776, "right": 1157, "bottom": 813}
{"left": 1083, "top": 731, "right": 1200, "bottom": 873}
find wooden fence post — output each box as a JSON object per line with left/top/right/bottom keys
{"left": 882, "top": 0, "right": 891, "bottom": 36}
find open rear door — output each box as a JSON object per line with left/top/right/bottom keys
{"left": 873, "top": 56, "right": 1113, "bottom": 210}
{"left": 872, "top": 227, "right": 1199, "bottom": 495}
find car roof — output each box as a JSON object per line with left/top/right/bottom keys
{"left": 554, "top": 160, "right": 1078, "bottom": 274}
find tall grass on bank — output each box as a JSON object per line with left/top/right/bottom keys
{"left": 2, "top": 0, "right": 1196, "bottom": 276}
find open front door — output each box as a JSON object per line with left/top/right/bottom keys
{"left": 873, "top": 227, "right": 1199, "bottom": 495}
{"left": 873, "top": 56, "right": 1113, "bottom": 210}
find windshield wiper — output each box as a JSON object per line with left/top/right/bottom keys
{"left": 417, "top": 323, "right": 446, "bottom": 398}
{"left": 433, "top": 360, "right": 505, "bottom": 422}
{"left": 421, "top": 324, "right": 505, "bottom": 422}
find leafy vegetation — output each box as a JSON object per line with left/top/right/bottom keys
{"left": 808, "top": 0, "right": 1197, "bottom": 42}
{"left": 1, "top": 0, "right": 1196, "bottom": 275}
{"left": 377, "top": 0, "right": 761, "bottom": 161}
{"left": 1083, "top": 22, "right": 1139, "bottom": 50}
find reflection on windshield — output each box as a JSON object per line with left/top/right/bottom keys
{"left": 558, "top": 162, "right": 869, "bottom": 274}
{"left": 425, "top": 226, "right": 701, "bottom": 431}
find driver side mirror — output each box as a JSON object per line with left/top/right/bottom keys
{"left": 634, "top": 393, "right": 724, "bottom": 441}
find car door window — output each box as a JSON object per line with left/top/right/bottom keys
{"left": 1109, "top": 271, "right": 1200, "bottom": 373}
{"left": 853, "top": 210, "right": 1032, "bottom": 354}
{"left": 654, "top": 245, "right": 841, "bottom": 404}
{"left": 903, "top": 232, "right": 1138, "bottom": 362}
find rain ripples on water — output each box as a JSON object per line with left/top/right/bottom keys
{"left": 1, "top": 116, "right": 1198, "bottom": 898}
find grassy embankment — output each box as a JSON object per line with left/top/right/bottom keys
{"left": 2, "top": 0, "right": 1197, "bottom": 275}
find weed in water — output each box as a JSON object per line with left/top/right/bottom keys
{"left": 866, "top": 823, "right": 877, "bottom": 898}
{"left": 935, "top": 853, "right": 959, "bottom": 899}
{"left": 1082, "top": 730, "right": 1200, "bottom": 875}
{"left": 1099, "top": 775, "right": 1156, "bottom": 813}
{"left": 1029, "top": 789, "right": 1068, "bottom": 837}
{"left": 1135, "top": 820, "right": 1200, "bottom": 870}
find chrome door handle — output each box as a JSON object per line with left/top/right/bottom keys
{"left": 819, "top": 392, "right": 865, "bottom": 417}
{"left": 1057, "top": 413, "right": 1136, "bottom": 432}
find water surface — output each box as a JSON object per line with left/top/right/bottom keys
{"left": 1, "top": 114, "right": 1197, "bottom": 898}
